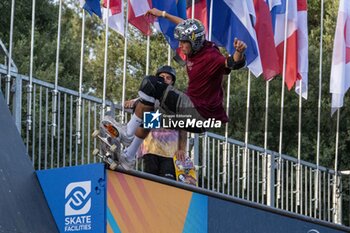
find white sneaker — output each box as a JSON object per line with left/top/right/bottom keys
{"left": 118, "top": 124, "right": 134, "bottom": 147}
{"left": 118, "top": 153, "right": 136, "bottom": 170}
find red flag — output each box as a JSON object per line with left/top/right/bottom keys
{"left": 186, "top": 0, "right": 208, "bottom": 35}
{"left": 103, "top": 0, "right": 122, "bottom": 15}
{"left": 253, "top": 0, "right": 279, "bottom": 80}
{"left": 128, "top": 0, "right": 153, "bottom": 36}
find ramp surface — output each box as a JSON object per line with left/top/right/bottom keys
{"left": 0, "top": 93, "right": 58, "bottom": 233}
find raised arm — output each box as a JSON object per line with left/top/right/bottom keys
{"left": 225, "top": 38, "right": 247, "bottom": 70}
{"left": 233, "top": 38, "right": 246, "bottom": 62}
{"left": 146, "top": 8, "right": 184, "bottom": 25}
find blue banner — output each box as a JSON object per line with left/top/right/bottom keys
{"left": 37, "top": 164, "right": 106, "bottom": 233}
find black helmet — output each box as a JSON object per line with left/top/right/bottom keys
{"left": 174, "top": 19, "right": 205, "bottom": 53}
{"left": 156, "top": 65, "right": 176, "bottom": 84}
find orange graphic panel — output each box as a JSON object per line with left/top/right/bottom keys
{"left": 107, "top": 171, "right": 193, "bottom": 233}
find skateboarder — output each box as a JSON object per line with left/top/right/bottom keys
{"left": 125, "top": 65, "right": 187, "bottom": 179}
{"left": 116, "top": 15, "right": 247, "bottom": 170}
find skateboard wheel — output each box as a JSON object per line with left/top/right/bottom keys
{"left": 92, "top": 130, "right": 100, "bottom": 138}
{"left": 110, "top": 144, "right": 117, "bottom": 152}
{"left": 92, "top": 148, "right": 99, "bottom": 156}
{"left": 109, "top": 162, "right": 118, "bottom": 170}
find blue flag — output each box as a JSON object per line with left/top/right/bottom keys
{"left": 80, "top": 0, "right": 102, "bottom": 18}
{"left": 152, "top": 0, "right": 187, "bottom": 49}
{"left": 210, "top": 0, "right": 262, "bottom": 76}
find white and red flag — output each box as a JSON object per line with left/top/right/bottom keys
{"left": 102, "top": 0, "right": 125, "bottom": 36}
{"left": 330, "top": 0, "right": 350, "bottom": 114}
{"left": 128, "top": 0, "right": 153, "bottom": 35}
{"left": 271, "top": 0, "right": 308, "bottom": 97}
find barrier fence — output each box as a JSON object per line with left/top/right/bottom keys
{"left": 0, "top": 65, "right": 348, "bottom": 226}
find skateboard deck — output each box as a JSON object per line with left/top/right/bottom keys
{"left": 92, "top": 115, "right": 122, "bottom": 170}
{"left": 173, "top": 155, "right": 197, "bottom": 186}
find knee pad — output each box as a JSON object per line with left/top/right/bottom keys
{"left": 138, "top": 75, "right": 168, "bottom": 104}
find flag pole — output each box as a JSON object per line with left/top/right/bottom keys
{"left": 167, "top": 45, "right": 171, "bottom": 65}
{"left": 50, "top": 0, "right": 63, "bottom": 169}
{"left": 296, "top": 76, "right": 302, "bottom": 209}
{"left": 6, "top": 0, "right": 15, "bottom": 106}
{"left": 223, "top": 74, "right": 231, "bottom": 188}
{"left": 27, "top": 0, "right": 36, "bottom": 137}
{"left": 243, "top": 71, "right": 251, "bottom": 192}
{"left": 277, "top": 0, "right": 290, "bottom": 206}
{"left": 146, "top": 35, "right": 150, "bottom": 76}
{"left": 315, "top": 0, "right": 325, "bottom": 213}
{"left": 191, "top": 0, "right": 195, "bottom": 19}
{"left": 333, "top": 109, "right": 341, "bottom": 223}
{"left": 76, "top": 10, "right": 86, "bottom": 145}
{"left": 102, "top": 0, "right": 111, "bottom": 118}
{"left": 121, "top": 3, "right": 129, "bottom": 124}
{"left": 208, "top": 0, "right": 213, "bottom": 41}
{"left": 52, "top": 0, "right": 63, "bottom": 138}
{"left": 27, "top": 0, "right": 36, "bottom": 132}
{"left": 262, "top": 81, "right": 270, "bottom": 202}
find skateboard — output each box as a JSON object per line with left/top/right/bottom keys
{"left": 173, "top": 155, "right": 197, "bottom": 186}
{"left": 92, "top": 115, "right": 122, "bottom": 170}
{"left": 92, "top": 148, "right": 118, "bottom": 170}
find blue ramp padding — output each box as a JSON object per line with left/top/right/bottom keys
{"left": 208, "top": 196, "right": 347, "bottom": 233}
{"left": 0, "top": 92, "right": 58, "bottom": 233}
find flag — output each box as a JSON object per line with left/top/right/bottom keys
{"left": 253, "top": 0, "right": 279, "bottom": 80}
{"left": 128, "top": 0, "right": 153, "bottom": 35}
{"left": 152, "top": 0, "right": 187, "bottom": 49}
{"left": 79, "top": 0, "right": 102, "bottom": 18}
{"left": 102, "top": 0, "right": 124, "bottom": 36}
{"left": 268, "top": 0, "right": 282, "bottom": 28}
{"left": 271, "top": 0, "right": 299, "bottom": 90}
{"left": 295, "top": 0, "right": 308, "bottom": 99}
{"left": 103, "top": 0, "right": 121, "bottom": 14}
{"left": 211, "top": 0, "right": 263, "bottom": 77}
{"left": 186, "top": 0, "right": 208, "bottom": 35}
{"left": 330, "top": 0, "right": 350, "bottom": 114}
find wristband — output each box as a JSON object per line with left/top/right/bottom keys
{"left": 162, "top": 11, "right": 166, "bottom": 17}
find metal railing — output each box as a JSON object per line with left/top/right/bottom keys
{"left": 0, "top": 65, "right": 347, "bottom": 226}
{"left": 195, "top": 132, "right": 344, "bottom": 223}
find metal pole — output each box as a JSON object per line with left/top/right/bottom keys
{"left": 263, "top": 81, "right": 270, "bottom": 198}
{"left": 243, "top": 72, "right": 251, "bottom": 190}
{"left": 333, "top": 109, "right": 341, "bottom": 223}
{"left": 191, "top": 0, "right": 195, "bottom": 19}
{"left": 296, "top": 81, "right": 303, "bottom": 206}
{"left": 146, "top": 36, "right": 150, "bottom": 75}
{"left": 223, "top": 74, "right": 231, "bottom": 185}
{"left": 6, "top": 0, "right": 15, "bottom": 106}
{"left": 167, "top": 45, "right": 171, "bottom": 66}
{"left": 53, "top": 0, "right": 63, "bottom": 137}
{"left": 277, "top": 0, "right": 290, "bottom": 202}
{"left": 102, "top": 0, "right": 111, "bottom": 118}
{"left": 77, "top": 10, "right": 86, "bottom": 145}
{"left": 121, "top": 5, "right": 129, "bottom": 123}
{"left": 208, "top": 0, "right": 213, "bottom": 41}
{"left": 315, "top": 0, "right": 325, "bottom": 210}
{"left": 27, "top": 0, "right": 36, "bottom": 131}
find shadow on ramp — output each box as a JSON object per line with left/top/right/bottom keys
{"left": 0, "top": 93, "right": 58, "bottom": 233}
